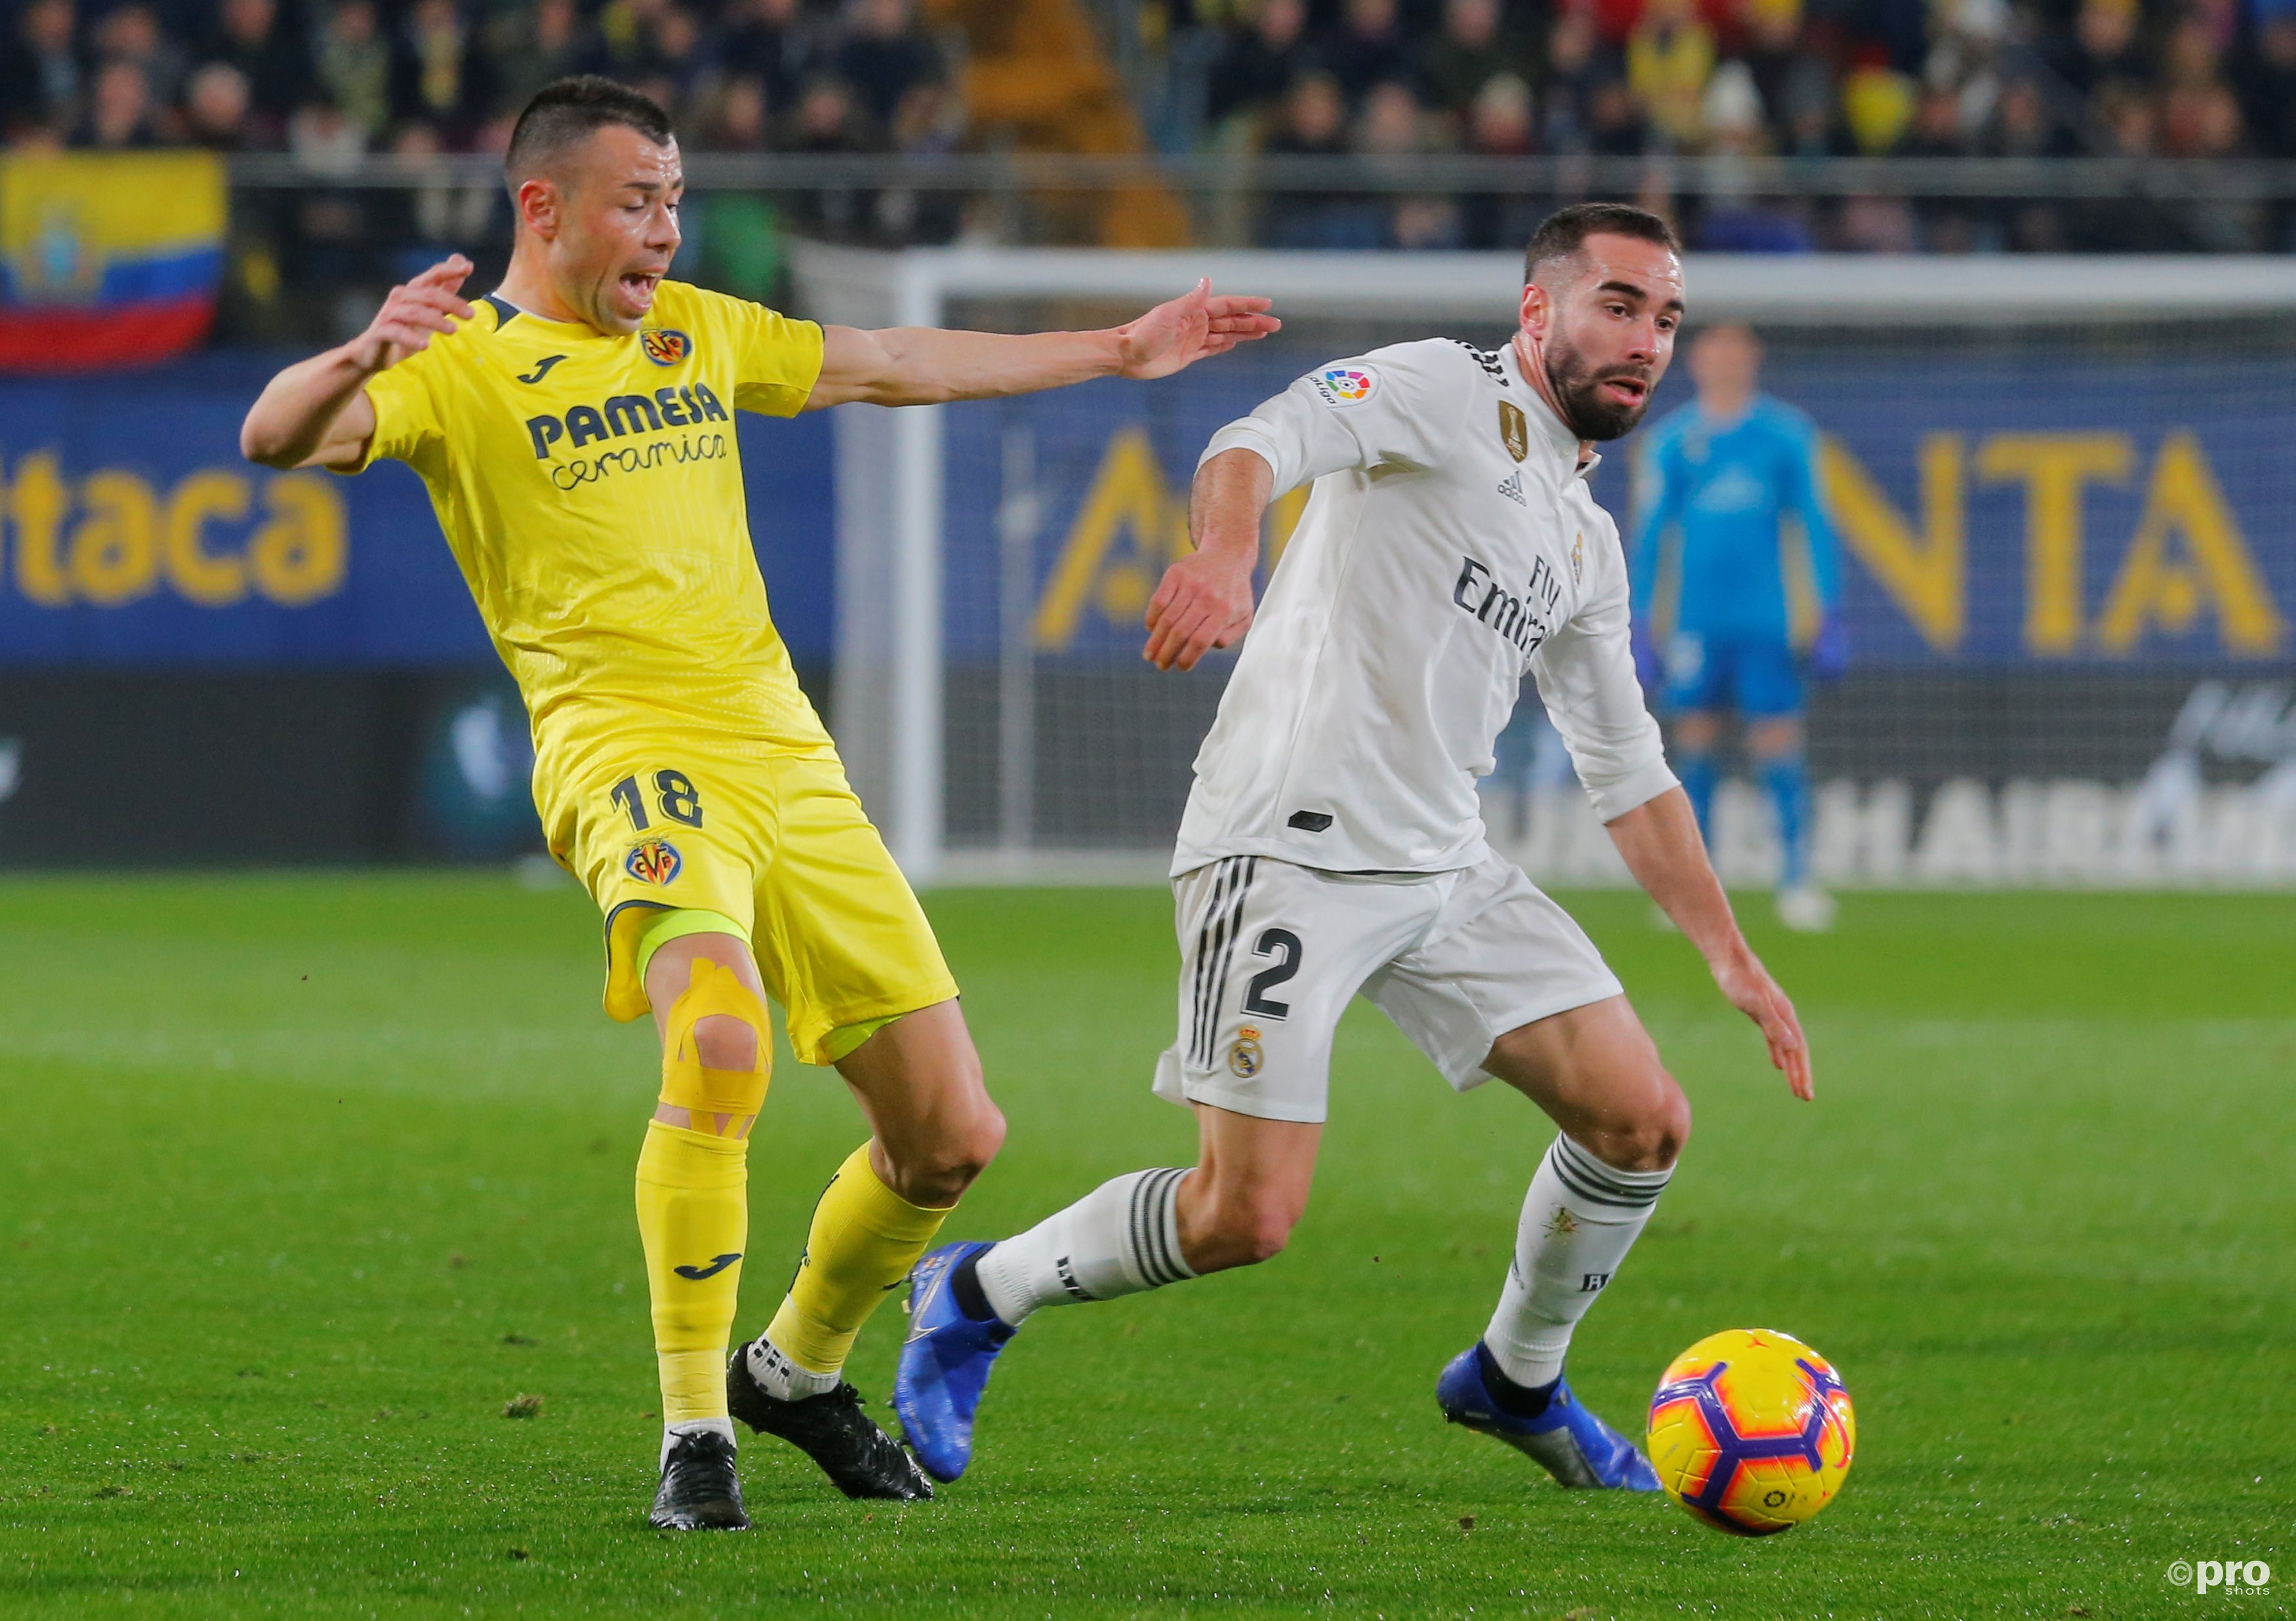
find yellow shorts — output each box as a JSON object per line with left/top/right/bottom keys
{"left": 544, "top": 747, "right": 958, "bottom": 1065}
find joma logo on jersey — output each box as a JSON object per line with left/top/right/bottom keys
{"left": 1452, "top": 553, "right": 1563, "bottom": 655}
{"left": 525, "top": 383, "right": 729, "bottom": 459}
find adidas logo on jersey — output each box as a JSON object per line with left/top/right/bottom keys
{"left": 1496, "top": 471, "right": 1526, "bottom": 506}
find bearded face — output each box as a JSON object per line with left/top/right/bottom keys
{"left": 1540, "top": 321, "right": 1656, "bottom": 441}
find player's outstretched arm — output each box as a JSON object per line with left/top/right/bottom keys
{"left": 802, "top": 279, "right": 1278, "bottom": 411}
{"left": 1144, "top": 447, "right": 1269, "bottom": 672}
{"left": 1607, "top": 789, "right": 1814, "bottom": 1101}
{"left": 240, "top": 255, "right": 476, "bottom": 470}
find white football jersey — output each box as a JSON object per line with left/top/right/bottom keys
{"left": 1172, "top": 336, "right": 1677, "bottom": 877}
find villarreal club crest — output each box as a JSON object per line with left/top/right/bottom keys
{"left": 1646, "top": 1328, "right": 1856, "bottom": 1534}
{"left": 625, "top": 837, "right": 684, "bottom": 886}
{"left": 641, "top": 327, "right": 692, "bottom": 367}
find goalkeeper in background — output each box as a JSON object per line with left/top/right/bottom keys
{"left": 1630, "top": 324, "right": 1842, "bottom": 932}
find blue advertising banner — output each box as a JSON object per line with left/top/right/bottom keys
{"left": 0, "top": 352, "right": 837, "bottom": 667}
{"left": 943, "top": 343, "right": 2295, "bottom": 670}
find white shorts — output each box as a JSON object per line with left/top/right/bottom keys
{"left": 1151, "top": 852, "right": 1624, "bottom": 1124}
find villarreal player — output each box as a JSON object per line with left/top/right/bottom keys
{"left": 240, "top": 75, "right": 1277, "bottom": 1531}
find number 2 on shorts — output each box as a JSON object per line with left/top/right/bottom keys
{"left": 1242, "top": 928, "right": 1302, "bottom": 1019}
{"left": 611, "top": 770, "right": 705, "bottom": 832}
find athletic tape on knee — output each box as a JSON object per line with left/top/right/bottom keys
{"left": 660, "top": 958, "right": 772, "bottom": 1126}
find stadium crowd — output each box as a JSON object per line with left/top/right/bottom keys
{"left": 1200, "top": 0, "right": 2296, "bottom": 247}
{"left": 0, "top": 0, "right": 2286, "bottom": 253}
{"left": 0, "top": 0, "right": 958, "bottom": 165}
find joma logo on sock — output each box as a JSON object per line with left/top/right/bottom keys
{"left": 1580, "top": 1272, "right": 1611, "bottom": 1292}
{"left": 674, "top": 1252, "right": 742, "bottom": 1281}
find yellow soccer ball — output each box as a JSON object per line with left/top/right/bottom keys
{"left": 1646, "top": 1328, "right": 1856, "bottom": 1535}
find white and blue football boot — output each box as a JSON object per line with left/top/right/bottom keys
{"left": 894, "top": 1241, "right": 1015, "bottom": 1484}
{"left": 1436, "top": 1344, "right": 1662, "bottom": 1490}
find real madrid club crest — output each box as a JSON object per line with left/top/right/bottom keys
{"left": 1498, "top": 399, "right": 1529, "bottom": 462}
{"left": 1228, "top": 1025, "right": 1265, "bottom": 1078}
{"left": 1571, "top": 529, "right": 1584, "bottom": 584}
{"left": 625, "top": 836, "right": 683, "bottom": 884}
{"left": 640, "top": 327, "right": 692, "bottom": 366}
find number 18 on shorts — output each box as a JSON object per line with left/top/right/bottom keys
{"left": 1151, "top": 853, "right": 1626, "bottom": 1126}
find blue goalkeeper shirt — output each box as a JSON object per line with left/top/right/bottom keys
{"left": 1628, "top": 395, "right": 1839, "bottom": 647}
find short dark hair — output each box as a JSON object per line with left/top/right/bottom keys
{"left": 1523, "top": 203, "right": 1681, "bottom": 284}
{"left": 505, "top": 76, "right": 674, "bottom": 182}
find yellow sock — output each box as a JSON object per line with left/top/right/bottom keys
{"left": 765, "top": 1143, "right": 951, "bottom": 1376}
{"left": 635, "top": 1120, "right": 749, "bottom": 1423}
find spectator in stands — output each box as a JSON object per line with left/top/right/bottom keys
{"left": 394, "top": 0, "right": 492, "bottom": 142}
{"left": 1356, "top": 78, "right": 1458, "bottom": 247}
{"left": 1541, "top": 6, "right": 1633, "bottom": 154}
{"left": 781, "top": 73, "right": 881, "bottom": 239}
{"left": 1206, "top": 0, "right": 1314, "bottom": 128}
{"left": 487, "top": 0, "right": 594, "bottom": 121}
{"left": 183, "top": 58, "right": 254, "bottom": 147}
{"left": 708, "top": 72, "right": 775, "bottom": 149}
{"left": 79, "top": 56, "right": 161, "bottom": 146}
{"left": 1, "top": 0, "right": 87, "bottom": 140}
{"left": 288, "top": 92, "right": 368, "bottom": 169}
{"left": 640, "top": 5, "right": 717, "bottom": 119}
{"left": 1627, "top": 0, "right": 1715, "bottom": 148}
{"left": 203, "top": 0, "right": 310, "bottom": 136}
{"left": 2157, "top": 11, "right": 2242, "bottom": 156}
{"left": 1260, "top": 68, "right": 1386, "bottom": 245}
{"left": 314, "top": 0, "right": 395, "bottom": 146}
{"left": 1458, "top": 70, "right": 1540, "bottom": 248}
{"left": 720, "top": 0, "right": 823, "bottom": 115}
{"left": 834, "top": 0, "right": 943, "bottom": 130}
{"left": 2236, "top": 7, "right": 2296, "bottom": 157}
{"left": 2047, "top": 0, "right": 2146, "bottom": 98}
{"left": 1325, "top": 0, "right": 1412, "bottom": 102}
{"left": 1741, "top": 0, "right": 1833, "bottom": 155}
{"left": 94, "top": 2, "right": 186, "bottom": 112}
{"left": 589, "top": 0, "right": 670, "bottom": 83}
{"left": 1417, "top": 0, "right": 1531, "bottom": 134}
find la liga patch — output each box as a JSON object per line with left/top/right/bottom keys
{"left": 1313, "top": 366, "right": 1377, "bottom": 406}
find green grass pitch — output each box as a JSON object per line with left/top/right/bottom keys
{"left": 1, "top": 876, "right": 2289, "bottom": 1618}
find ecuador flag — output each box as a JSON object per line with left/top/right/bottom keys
{"left": 0, "top": 151, "right": 226, "bottom": 373}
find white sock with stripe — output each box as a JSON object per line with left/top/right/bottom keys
{"left": 974, "top": 1168, "right": 1197, "bottom": 1328}
{"left": 1483, "top": 1134, "right": 1672, "bottom": 1389}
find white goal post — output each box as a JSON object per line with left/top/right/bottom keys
{"left": 790, "top": 244, "right": 2296, "bottom": 888}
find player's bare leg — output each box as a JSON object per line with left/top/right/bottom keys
{"left": 727, "top": 995, "right": 1002, "bottom": 1501}
{"left": 1430, "top": 994, "right": 1681, "bottom": 1487}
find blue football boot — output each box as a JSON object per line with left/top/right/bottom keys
{"left": 894, "top": 1241, "right": 1015, "bottom": 1484}
{"left": 1436, "top": 1345, "right": 1662, "bottom": 1490}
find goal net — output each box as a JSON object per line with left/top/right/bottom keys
{"left": 792, "top": 244, "right": 2296, "bottom": 889}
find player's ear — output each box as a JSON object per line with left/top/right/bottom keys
{"left": 516, "top": 176, "right": 561, "bottom": 240}
{"left": 1519, "top": 278, "right": 1549, "bottom": 341}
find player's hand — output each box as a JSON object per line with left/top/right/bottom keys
{"left": 1113, "top": 279, "right": 1280, "bottom": 380}
{"left": 1144, "top": 546, "right": 1256, "bottom": 671}
{"left": 349, "top": 255, "right": 476, "bottom": 374}
{"left": 1805, "top": 616, "right": 1849, "bottom": 682}
{"left": 1712, "top": 948, "right": 1813, "bottom": 1101}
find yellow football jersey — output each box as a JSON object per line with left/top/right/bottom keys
{"left": 350, "top": 281, "right": 832, "bottom": 780}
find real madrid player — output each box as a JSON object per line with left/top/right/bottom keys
{"left": 239, "top": 75, "right": 1277, "bottom": 1531}
{"left": 896, "top": 204, "right": 1813, "bottom": 1492}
